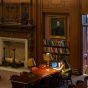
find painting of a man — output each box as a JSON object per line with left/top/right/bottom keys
{"left": 52, "top": 20, "right": 64, "bottom": 36}
{"left": 50, "top": 16, "right": 66, "bottom": 39}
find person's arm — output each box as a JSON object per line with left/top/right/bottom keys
{"left": 59, "top": 63, "right": 65, "bottom": 71}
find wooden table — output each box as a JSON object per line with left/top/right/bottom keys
{"left": 10, "top": 68, "right": 60, "bottom": 88}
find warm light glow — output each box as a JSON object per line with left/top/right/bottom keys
{"left": 27, "top": 58, "right": 36, "bottom": 77}
{"left": 27, "top": 58, "right": 36, "bottom": 67}
{"left": 44, "top": 53, "right": 52, "bottom": 61}
{"left": 44, "top": 53, "right": 52, "bottom": 68}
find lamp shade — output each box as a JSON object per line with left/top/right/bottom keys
{"left": 44, "top": 53, "right": 52, "bottom": 61}
{"left": 27, "top": 58, "right": 36, "bottom": 67}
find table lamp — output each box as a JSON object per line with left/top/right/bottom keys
{"left": 44, "top": 53, "right": 52, "bottom": 68}
{"left": 27, "top": 58, "right": 36, "bottom": 76}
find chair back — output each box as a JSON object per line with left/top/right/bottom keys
{"left": 10, "top": 75, "right": 19, "bottom": 80}
{"left": 75, "top": 80, "right": 86, "bottom": 88}
{"left": 64, "top": 69, "right": 72, "bottom": 81}
{"left": 59, "top": 69, "right": 72, "bottom": 85}
{"left": 10, "top": 75, "right": 25, "bottom": 88}
{"left": 66, "top": 69, "right": 72, "bottom": 77}
{"left": 84, "top": 76, "right": 88, "bottom": 88}
{"left": 75, "top": 83, "right": 86, "bottom": 88}
{"left": 68, "top": 84, "right": 76, "bottom": 88}
{"left": 68, "top": 80, "right": 86, "bottom": 88}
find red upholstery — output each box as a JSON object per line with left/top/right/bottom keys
{"left": 20, "top": 71, "right": 29, "bottom": 76}
{"left": 75, "top": 80, "right": 86, "bottom": 88}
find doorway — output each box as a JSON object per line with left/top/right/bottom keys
{"left": 82, "top": 15, "right": 88, "bottom": 74}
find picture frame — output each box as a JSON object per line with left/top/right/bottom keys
{"left": 49, "top": 15, "right": 67, "bottom": 39}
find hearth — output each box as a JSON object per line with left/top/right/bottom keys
{"left": 0, "top": 37, "right": 28, "bottom": 68}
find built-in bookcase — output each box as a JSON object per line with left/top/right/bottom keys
{"left": 43, "top": 39, "right": 70, "bottom": 62}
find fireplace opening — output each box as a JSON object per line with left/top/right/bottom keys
{"left": 0, "top": 37, "right": 28, "bottom": 68}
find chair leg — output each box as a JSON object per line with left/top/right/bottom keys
{"left": 70, "top": 79, "right": 72, "bottom": 84}
{"left": 65, "top": 80, "right": 72, "bottom": 85}
{"left": 67, "top": 81, "right": 68, "bottom": 85}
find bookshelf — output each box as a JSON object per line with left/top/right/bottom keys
{"left": 43, "top": 39, "right": 70, "bottom": 62}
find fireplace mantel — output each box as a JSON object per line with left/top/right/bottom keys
{"left": 0, "top": 0, "right": 35, "bottom": 68}
{"left": 0, "top": 37, "right": 28, "bottom": 68}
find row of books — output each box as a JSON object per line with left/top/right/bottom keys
{"left": 43, "top": 54, "right": 70, "bottom": 61}
{"left": 43, "top": 39, "right": 70, "bottom": 47}
{"left": 43, "top": 47, "right": 70, "bottom": 54}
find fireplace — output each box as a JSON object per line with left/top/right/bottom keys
{"left": 0, "top": 37, "right": 28, "bottom": 68}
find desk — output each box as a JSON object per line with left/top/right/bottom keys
{"left": 10, "top": 68, "right": 60, "bottom": 88}
{"left": 33, "top": 68, "right": 59, "bottom": 77}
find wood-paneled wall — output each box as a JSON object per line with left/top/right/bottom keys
{"left": 42, "top": 0, "right": 70, "bottom": 13}
{"left": 36, "top": 0, "right": 88, "bottom": 74}
{"left": 0, "top": 0, "right": 88, "bottom": 74}
{"left": 81, "top": 0, "right": 88, "bottom": 14}
{"left": 42, "top": 0, "right": 70, "bottom": 9}
{"left": 1, "top": 0, "right": 29, "bottom": 3}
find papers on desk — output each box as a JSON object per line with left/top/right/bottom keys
{"left": 53, "top": 67, "right": 60, "bottom": 70}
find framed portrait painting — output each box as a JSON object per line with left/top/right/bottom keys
{"left": 49, "top": 15, "right": 67, "bottom": 39}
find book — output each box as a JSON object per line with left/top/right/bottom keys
{"left": 46, "top": 40, "right": 49, "bottom": 45}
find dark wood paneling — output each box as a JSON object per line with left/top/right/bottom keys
{"left": 70, "top": 0, "right": 82, "bottom": 73}
{"left": 32, "top": 0, "right": 37, "bottom": 63}
{"left": 81, "top": 0, "right": 88, "bottom": 14}
{"left": 0, "top": 30, "right": 30, "bottom": 39}
{"left": 36, "top": 0, "right": 43, "bottom": 66}
{"left": 42, "top": 0, "right": 70, "bottom": 10}
{"left": 37, "top": 0, "right": 82, "bottom": 74}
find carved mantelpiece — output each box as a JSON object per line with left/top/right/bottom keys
{"left": 0, "top": 0, "right": 32, "bottom": 25}
{"left": 0, "top": 0, "right": 34, "bottom": 68}
{"left": 0, "top": 27, "right": 34, "bottom": 68}
{"left": 0, "top": 26, "right": 34, "bottom": 57}
{"left": 0, "top": 24, "right": 34, "bottom": 32}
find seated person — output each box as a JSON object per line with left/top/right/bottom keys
{"left": 59, "top": 58, "right": 72, "bottom": 78}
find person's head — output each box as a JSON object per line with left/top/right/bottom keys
{"left": 60, "top": 58, "right": 66, "bottom": 64}
{"left": 56, "top": 20, "right": 61, "bottom": 27}
{"left": 60, "top": 58, "right": 70, "bottom": 68}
